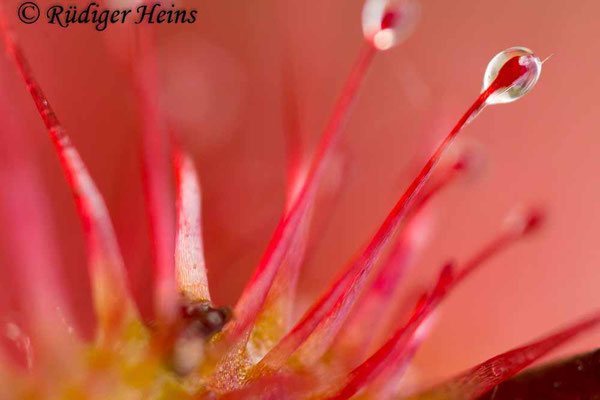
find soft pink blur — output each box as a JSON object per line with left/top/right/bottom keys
{"left": 1, "top": 0, "right": 599, "bottom": 389}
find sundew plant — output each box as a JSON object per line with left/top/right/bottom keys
{"left": 0, "top": 0, "right": 598, "bottom": 399}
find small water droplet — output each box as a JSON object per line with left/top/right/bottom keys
{"left": 362, "top": 0, "right": 419, "bottom": 51}
{"left": 483, "top": 47, "right": 542, "bottom": 104}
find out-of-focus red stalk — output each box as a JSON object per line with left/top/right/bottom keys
{"left": 325, "top": 212, "right": 542, "bottom": 400}
{"left": 0, "top": 70, "right": 76, "bottom": 360}
{"left": 253, "top": 77, "right": 499, "bottom": 375}
{"left": 132, "top": 27, "right": 177, "bottom": 324}
{"left": 211, "top": 43, "right": 376, "bottom": 391}
{"left": 334, "top": 157, "right": 465, "bottom": 364}
{"left": 0, "top": 10, "right": 137, "bottom": 343}
{"left": 281, "top": 47, "right": 305, "bottom": 210}
{"left": 230, "top": 43, "right": 377, "bottom": 339}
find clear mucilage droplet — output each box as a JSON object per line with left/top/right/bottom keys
{"left": 483, "top": 47, "right": 542, "bottom": 104}
{"left": 362, "top": 0, "right": 420, "bottom": 51}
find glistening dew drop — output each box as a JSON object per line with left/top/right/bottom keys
{"left": 483, "top": 46, "right": 542, "bottom": 104}
{"left": 362, "top": 0, "right": 420, "bottom": 50}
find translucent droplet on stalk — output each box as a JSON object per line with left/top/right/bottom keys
{"left": 362, "top": 0, "right": 420, "bottom": 51}
{"left": 483, "top": 47, "right": 542, "bottom": 104}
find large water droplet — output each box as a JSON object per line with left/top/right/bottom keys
{"left": 362, "top": 0, "right": 419, "bottom": 51}
{"left": 483, "top": 47, "right": 542, "bottom": 104}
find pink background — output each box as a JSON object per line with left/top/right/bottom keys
{"left": 1, "top": 0, "right": 599, "bottom": 389}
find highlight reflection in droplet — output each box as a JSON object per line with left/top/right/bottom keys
{"left": 362, "top": 0, "right": 420, "bottom": 50}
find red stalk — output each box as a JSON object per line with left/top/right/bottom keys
{"left": 133, "top": 27, "right": 177, "bottom": 324}
{"left": 0, "top": 13, "right": 137, "bottom": 341}
{"left": 323, "top": 211, "right": 543, "bottom": 400}
{"left": 253, "top": 79, "right": 498, "bottom": 375}
{"left": 211, "top": 42, "right": 377, "bottom": 391}
{"left": 229, "top": 44, "right": 377, "bottom": 340}
{"left": 410, "top": 313, "right": 600, "bottom": 400}
{"left": 0, "top": 111, "right": 78, "bottom": 368}
{"left": 173, "top": 147, "right": 211, "bottom": 303}
{"left": 333, "top": 157, "right": 465, "bottom": 364}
